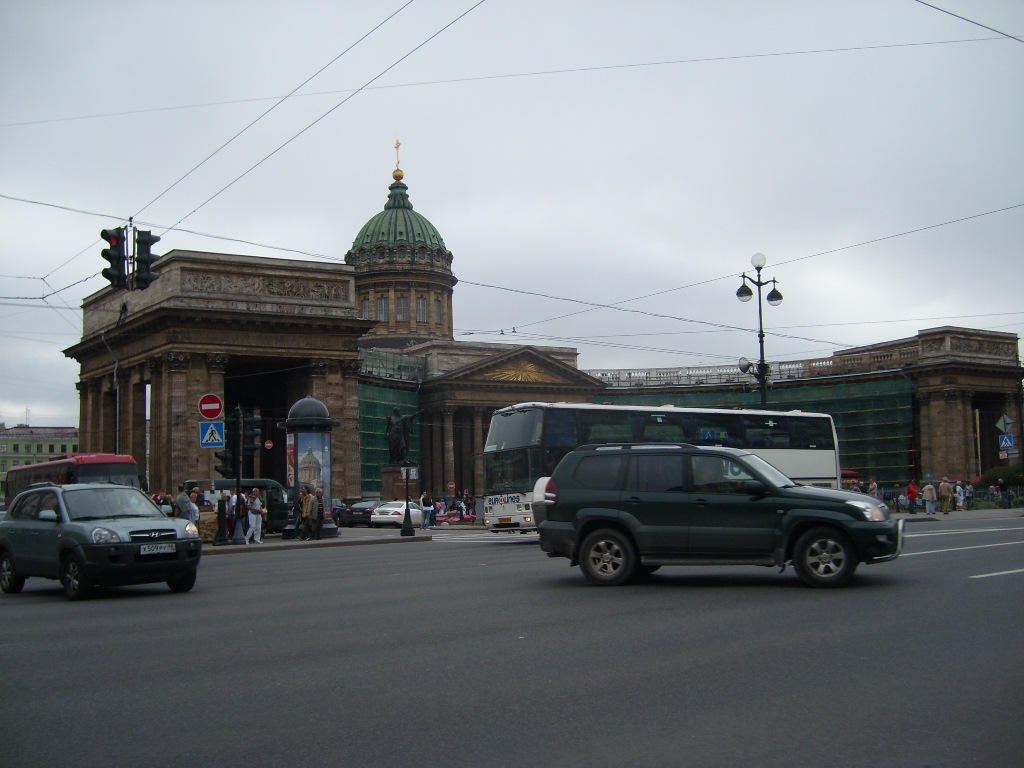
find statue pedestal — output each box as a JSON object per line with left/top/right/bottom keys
{"left": 381, "top": 464, "right": 420, "bottom": 503}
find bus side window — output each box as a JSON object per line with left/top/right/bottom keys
{"left": 544, "top": 410, "right": 578, "bottom": 448}
{"left": 639, "top": 414, "right": 686, "bottom": 442}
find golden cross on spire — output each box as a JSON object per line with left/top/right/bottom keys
{"left": 394, "top": 139, "right": 401, "bottom": 170}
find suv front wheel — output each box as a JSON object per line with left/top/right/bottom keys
{"left": 792, "top": 526, "right": 858, "bottom": 588}
{"left": 61, "top": 553, "right": 93, "bottom": 600}
{"left": 578, "top": 529, "right": 637, "bottom": 586}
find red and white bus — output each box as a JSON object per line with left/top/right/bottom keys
{"left": 3, "top": 453, "right": 140, "bottom": 506}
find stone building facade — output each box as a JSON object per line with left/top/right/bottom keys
{"left": 65, "top": 168, "right": 1023, "bottom": 500}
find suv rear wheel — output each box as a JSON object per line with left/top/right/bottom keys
{"left": 578, "top": 529, "right": 637, "bottom": 586}
{"left": 793, "top": 526, "right": 858, "bottom": 588}
{"left": 1, "top": 552, "right": 26, "bottom": 594}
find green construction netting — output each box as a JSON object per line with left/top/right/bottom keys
{"left": 357, "top": 383, "right": 420, "bottom": 495}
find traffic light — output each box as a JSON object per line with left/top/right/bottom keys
{"left": 242, "top": 413, "right": 262, "bottom": 455}
{"left": 224, "top": 409, "right": 240, "bottom": 451}
{"left": 213, "top": 448, "right": 234, "bottom": 478}
{"left": 100, "top": 227, "right": 127, "bottom": 288}
{"left": 134, "top": 229, "right": 161, "bottom": 290}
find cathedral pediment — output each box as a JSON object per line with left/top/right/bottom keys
{"left": 434, "top": 346, "right": 604, "bottom": 388}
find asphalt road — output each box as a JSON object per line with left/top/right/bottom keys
{"left": 1, "top": 514, "right": 1021, "bottom": 768}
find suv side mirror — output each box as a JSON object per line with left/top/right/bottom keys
{"left": 38, "top": 509, "right": 60, "bottom": 522}
{"left": 743, "top": 480, "right": 768, "bottom": 496}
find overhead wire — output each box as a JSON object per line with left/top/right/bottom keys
{"left": 910, "top": 0, "right": 1024, "bottom": 44}
{"left": 0, "top": 35, "right": 1011, "bottom": 129}
{"left": 155, "top": 0, "right": 490, "bottom": 239}
{"left": 129, "top": 0, "right": 419, "bottom": 221}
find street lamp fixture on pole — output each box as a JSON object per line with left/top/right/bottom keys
{"left": 736, "top": 252, "right": 783, "bottom": 406}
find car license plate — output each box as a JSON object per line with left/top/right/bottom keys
{"left": 499, "top": 517, "right": 511, "bottom": 523}
{"left": 139, "top": 542, "right": 176, "bottom": 555}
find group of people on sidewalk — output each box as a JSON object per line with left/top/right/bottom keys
{"left": 208, "top": 486, "right": 267, "bottom": 544}
{"left": 294, "top": 485, "right": 326, "bottom": 540}
{"left": 904, "top": 478, "right": 975, "bottom": 515}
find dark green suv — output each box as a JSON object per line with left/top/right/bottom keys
{"left": 536, "top": 443, "right": 903, "bottom": 588}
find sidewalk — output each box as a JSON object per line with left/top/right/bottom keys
{"left": 201, "top": 521, "right": 491, "bottom": 555}
{"left": 891, "top": 505, "right": 1023, "bottom": 524}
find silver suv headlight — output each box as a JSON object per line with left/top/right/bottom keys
{"left": 845, "top": 499, "right": 888, "bottom": 522}
{"left": 183, "top": 522, "right": 200, "bottom": 539}
{"left": 91, "top": 527, "right": 122, "bottom": 544}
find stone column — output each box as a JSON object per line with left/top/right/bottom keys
{"left": 473, "top": 407, "right": 486, "bottom": 499}
{"left": 338, "top": 359, "right": 362, "bottom": 499}
{"left": 147, "top": 357, "right": 169, "bottom": 492}
{"left": 165, "top": 352, "right": 192, "bottom": 490}
{"left": 430, "top": 410, "right": 443, "bottom": 496}
{"left": 77, "top": 380, "right": 100, "bottom": 452}
{"left": 125, "top": 366, "right": 148, "bottom": 482}
{"left": 442, "top": 406, "right": 455, "bottom": 499}
{"left": 100, "top": 376, "right": 117, "bottom": 454}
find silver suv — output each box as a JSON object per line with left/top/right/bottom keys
{"left": 0, "top": 484, "right": 202, "bottom": 599}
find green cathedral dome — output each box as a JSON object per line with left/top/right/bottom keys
{"left": 349, "top": 169, "right": 447, "bottom": 253}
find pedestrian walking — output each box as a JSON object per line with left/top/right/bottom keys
{"left": 938, "top": 477, "right": 953, "bottom": 515}
{"left": 906, "top": 480, "right": 919, "bottom": 514}
{"left": 312, "top": 488, "right": 326, "bottom": 539}
{"left": 244, "top": 487, "right": 264, "bottom": 544}
{"left": 922, "top": 481, "right": 937, "bottom": 515}
{"left": 420, "top": 491, "right": 433, "bottom": 530}
{"left": 300, "top": 486, "right": 316, "bottom": 540}
{"left": 175, "top": 485, "right": 192, "bottom": 518}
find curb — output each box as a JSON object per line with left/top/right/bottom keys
{"left": 202, "top": 532, "right": 434, "bottom": 555}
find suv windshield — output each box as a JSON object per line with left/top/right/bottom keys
{"left": 63, "top": 487, "right": 164, "bottom": 521}
{"left": 741, "top": 453, "right": 799, "bottom": 488}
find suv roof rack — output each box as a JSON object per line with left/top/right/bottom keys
{"left": 575, "top": 442, "right": 697, "bottom": 451}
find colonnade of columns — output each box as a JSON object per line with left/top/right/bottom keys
{"left": 418, "top": 405, "right": 491, "bottom": 499}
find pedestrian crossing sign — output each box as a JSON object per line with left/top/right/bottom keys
{"left": 998, "top": 433, "right": 1014, "bottom": 450}
{"left": 200, "top": 421, "right": 226, "bottom": 448}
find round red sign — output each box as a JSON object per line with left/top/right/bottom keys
{"left": 447, "top": 481, "right": 456, "bottom": 491}
{"left": 198, "top": 393, "right": 224, "bottom": 420}
{"left": 264, "top": 440, "right": 274, "bottom": 451}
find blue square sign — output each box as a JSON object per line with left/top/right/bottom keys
{"left": 200, "top": 421, "right": 226, "bottom": 448}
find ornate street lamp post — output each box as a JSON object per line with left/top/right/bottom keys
{"left": 736, "top": 252, "right": 783, "bottom": 406}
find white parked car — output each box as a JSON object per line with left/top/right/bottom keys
{"left": 370, "top": 501, "right": 423, "bottom": 528}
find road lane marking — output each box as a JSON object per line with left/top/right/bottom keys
{"left": 970, "top": 568, "right": 1024, "bottom": 579}
{"left": 906, "top": 526, "right": 1024, "bottom": 538}
{"left": 901, "top": 540, "right": 1024, "bottom": 556}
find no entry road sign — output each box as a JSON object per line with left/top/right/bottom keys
{"left": 198, "top": 393, "right": 224, "bottom": 420}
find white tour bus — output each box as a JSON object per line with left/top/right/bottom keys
{"left": 482, "top": 401, "right": 841, "bottom": 533}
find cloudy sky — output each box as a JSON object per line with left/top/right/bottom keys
{"left": 2, "top": 0, "right": 1022, "bottom": 427}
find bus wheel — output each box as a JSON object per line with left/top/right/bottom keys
{"left": 579, "top": 529, "right": 637, "bottom": 586}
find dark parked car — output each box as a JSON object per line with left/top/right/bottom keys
{"left": 0, "top": 483, "right": 202, "bottom": 600}
{"left": 535, "top": 443, "right": 904, "bottom": 588}
{"left": 333, "top": 499, "right": 383, "bottom": 527}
